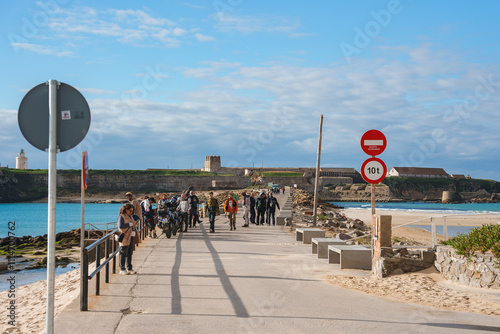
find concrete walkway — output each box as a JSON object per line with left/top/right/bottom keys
{"left": 55, "top": 192, "right": 500, "bottom": 333}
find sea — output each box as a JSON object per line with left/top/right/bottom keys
{"left": 2, "top": 201, "right": 500, "bottom": 291}
{"left": 0, "top": 203, "right": 123, "bottom": 291}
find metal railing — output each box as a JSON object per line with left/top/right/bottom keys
{"left": 80, "top": 220, "right": 147, "bottom": 311}
{"left": 84, "top": 222, "right": 117, "bottom": 239}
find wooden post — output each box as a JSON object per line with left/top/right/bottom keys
{"left": 312, "top": 115, "right": 323, "bottom": 226}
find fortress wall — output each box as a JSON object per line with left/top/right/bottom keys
{"left": 12, "top": 173, "right": 252, "bottom": 193}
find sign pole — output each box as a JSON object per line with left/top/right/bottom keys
{"left": 80, "top": 151, "right": 85, "bottom": 310}
{"left": 312, "top": 114, "right": 323, "bottom": 227}
{"left": 371, "top": 182, "right": 376, "bottom": 215}
{"left": 46, "top": 79, "right": 58, "bottom": 334}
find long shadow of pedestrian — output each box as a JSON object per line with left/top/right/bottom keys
{"left": 199, "top": 224, "right": 250, "bottom": 318}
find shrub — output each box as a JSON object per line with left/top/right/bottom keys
{"left": 441, "top": 224, "right": 500, "bottom": 263}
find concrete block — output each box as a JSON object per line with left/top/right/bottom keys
{"left": 328, "top": 245, "right": 372, "bottom": 270}
{"left": 276, "top": 210, "right": 292, "bottom": 225}
{"left": 296, "top": 228, "right": 325, "bottom": 244}
{"left": 311, "top": 238, "right": 346, "bottom": 258}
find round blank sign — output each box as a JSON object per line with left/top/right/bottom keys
{"left": 18, "top": 82, "right": 91, "bottom": 152}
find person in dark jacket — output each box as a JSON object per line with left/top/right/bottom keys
{"left": 255, "top": 192, "right": 267, "bottom": 225}
{"left": 249, "top": 192, "right": 256, "bottom": 224}
{"left": 187, "top": 190, "right": 201, "bottom": 228}
{"left": 266, "top": 192, "right": 280, "bottom": 226}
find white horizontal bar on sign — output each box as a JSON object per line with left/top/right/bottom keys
{"left": 364, "top": 140, "right": 383, "bottom": 146}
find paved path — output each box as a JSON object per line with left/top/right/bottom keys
{"left": 55, "top": 192, "right": 500, "bottom": 333}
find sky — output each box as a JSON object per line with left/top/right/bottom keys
{"left": 1, "top": 0, "right": 500, "bottom": 181}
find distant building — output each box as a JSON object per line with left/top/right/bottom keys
{"left": 451, "top": 174, "right": 466, "bottom": 179}
{"left": 202, "top": 156, "right": 221, "bottom": 172}
{"left": 16, "top": 148, "right": 28, "bottom": 169}
{"left": 387, "top": 167, "right": 450, "bottom": 178}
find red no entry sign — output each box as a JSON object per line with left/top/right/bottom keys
{"left": 361, "top": 157, "right": 387, "bottom": 184}
{"left": 361, "top": 129, "right": 386, "bottom": 156}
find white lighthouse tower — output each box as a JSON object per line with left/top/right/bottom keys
{"left": 16, "top": 148, "right": 28, "bottom": 169}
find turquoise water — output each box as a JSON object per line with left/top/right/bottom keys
{"left": 0, "top": 203, "right": 124, "bottom": 238}
{"left": 332, "top": 201, "right": 500, "bottom": 237}
{"left": 333, "top": 201, "right": 500, "bottom": 214}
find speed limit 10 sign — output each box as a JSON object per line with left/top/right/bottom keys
{"left": 361, "top": 157, "right": 387, "bottom": 184}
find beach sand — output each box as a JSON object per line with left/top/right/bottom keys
{"left": 1, "top": 209, "right": 499, "bottom": 333}
{"left": 1, "top": 268, "right": 82, "bottom": 334}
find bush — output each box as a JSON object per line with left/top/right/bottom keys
{"left": 441, "top": 224, "right": 500, "bottom": 262}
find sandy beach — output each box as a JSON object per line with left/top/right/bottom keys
{"left": 342, "top": 208, "right": 500, "bottom": 245}
{"left": 2, "top": 208, "right": 499, "bottom": 333}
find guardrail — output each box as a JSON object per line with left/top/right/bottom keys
{"left": 80, "top": 221, "right": 147, "bottom": 311}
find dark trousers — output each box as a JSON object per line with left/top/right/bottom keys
{"left": 257, "top": 210, "right": 266, "bottom": 225}
{"left": 189, "top": 211, "right": 200, "bottom": 227}
{"left": 180, "top": 212, "right": 188, "bottom": 231}
{"left": 250, "top": 207, "right": 256, "bottom": 223}
{"left": 120, "top": 237, "right": 134, "bottom": 271}
{"left": 266, "top": 210, "right": 276, "bottom": 225}
{"left": 208, "top": 212, "right": 216, "bottom": 231}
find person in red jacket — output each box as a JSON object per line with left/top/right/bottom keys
{"left": 224, "top": 193, "right": 238, "bottom": 231}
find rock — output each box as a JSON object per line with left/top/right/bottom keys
{"left": 337, "top": 233, "right": 352, "bottom": 240}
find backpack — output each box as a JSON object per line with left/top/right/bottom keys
{"left": 270, "top": 198, "right": 276, "bottom": 209}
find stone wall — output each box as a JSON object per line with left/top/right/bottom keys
{"left": 373, "top": 250, "right": 436, "bottom": 278}
{"left": 12, "top": 173, "right": 252, "bottom": 193}
{"left": 435, "top": 246, "right": 500, "bottom": 289}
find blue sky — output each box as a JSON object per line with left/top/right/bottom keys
{"left": 1, "top": 1, "right": 500, "bottom": 181}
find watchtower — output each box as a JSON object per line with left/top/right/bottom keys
{"left": 16, "top": 148, "right": 28, "bottom": 169}
{"left": 204, "top": 156, "right": 221, "bottom": 172}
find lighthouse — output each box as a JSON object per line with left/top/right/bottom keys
{"left": 16, "top": 148, "right": 28, "bottom": 169}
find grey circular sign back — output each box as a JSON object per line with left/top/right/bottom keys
{"left": 18, "top": 82, "right": 91, "bottom": 152}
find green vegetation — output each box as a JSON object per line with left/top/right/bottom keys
{"left": 262, "top": 172, "right": 303, "bottom": 177}
{"left": 317, "top": 214, "right": 328, "bottom": 220}
{"left": 441, "top": 224, "right": 500, "bottom": 262}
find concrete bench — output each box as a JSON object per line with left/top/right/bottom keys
{"left": 296, "top": 228, "right": 325, "bottom": 244}
{"left": 328, "top": 245, "right": 372, "bottom": 270}
{"left": 311, "top": 238, "right": 346, "bottom": 258}
{"left": 276, "top": 210, "right": 292, "bottom": 225}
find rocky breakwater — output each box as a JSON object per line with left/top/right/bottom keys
{"left": 292, "top": 189, "right": 371, "bottom": 244}
{"left": 0, "top": 228, "right": 101, "bottom": 271}
{"left": 319, "top": 183, "right": 396, "bottom": 202}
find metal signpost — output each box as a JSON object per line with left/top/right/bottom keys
{"left": 18, "top": 80, "right": 90, "bottom": 334}
{"left": 360, "top": 130, "right": 387, "bottom": 215}
{"left": 80, "top": 151, "right": 88, "bottom": 311}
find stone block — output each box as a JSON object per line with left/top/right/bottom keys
{"left": 311, "top": 238, "right": 346, "bottom": 258}
{"left": 328, "top": 245, "right": 372, "bottom": 270}
{"left": 296, "top": 228, "right": 325, "bottom": 244}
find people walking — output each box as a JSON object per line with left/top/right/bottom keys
{"left": 117, "top": 203, "right": 139, "bottom": 275}
{"left": 224, "top": 193, "right": 238, "bottom": 230}
{"left": 249, "top": 192, "right": 256, "bottom": 224}
{"left": 142, "top": 196, "right": 157, "bottom": 238}
{"left": 266, "top": 192, "right": 280, "bottom": 226}
{"left": 126, "top": 192, "right": 142, "bottom": 242}
{"left": 241, "top": 192, "right": 250, "bottom": 227}
{"left": 187, "top": 190, "right": 201, "bottom": 228}
{"left": 256, "top": 192, "right": 267, "bottom": 225}
{"left": 205, "top": 191, "right": 220, "bottom": 233}
{"left": 177, "top": 193, "right": 189, "bottom": 232}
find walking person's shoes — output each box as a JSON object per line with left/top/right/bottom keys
{"left": 210, "top": 229, "right": 214, "bottom": 233}
{"left": 119, "top": 270, "right": 129, "bottom": 275}
{"left": 128, "top": 270, "right": 137, "bottom": 275}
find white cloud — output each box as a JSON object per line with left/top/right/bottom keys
{"left": 195, "top": 33, "right": 215, "bottom": 42}
{"left": 213, "top": 13, "right": 302, "bottom": 35}
{"left": 10, "top": 43, "right": 73, "bottom": 57}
